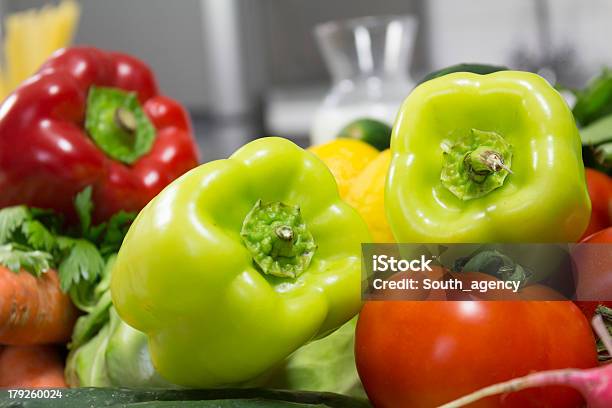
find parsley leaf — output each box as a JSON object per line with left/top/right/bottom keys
{"left": 0, "top": 244, "right": 53, "bottom": 276}
{"left": 75, "top": 186, "right": 93, "bottom": 236}
{"left": 29, "top": 208, "right": 63, "bottom": 233}
{"left": 0, "top": 206, "right": 30, "bottom": 244}
{"left": 57, "top": 237, "right": 105, "bottom": 292}
{"left": 100, "top": 211, "right": 136, "bottom": 256}
{"left": 0, "top": 188, "right": 134, "bottom": 298}
{"left": 21, "top": 220, "right": 56, "bottom": 252}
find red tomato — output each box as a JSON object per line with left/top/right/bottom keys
{"left": 575, "top": 301, "right": 612, "bottom": 320}
{"left": 581, "top": 226, "right": 612, "bottom": 243}
{"left": 581, "top": 168, "right": 612, "bottom": 239}
{"left": 355, "top": 301, "right": 597, "bottom": 408}
{"left": 575, "top": 226, "right": 612, "bottom": 319}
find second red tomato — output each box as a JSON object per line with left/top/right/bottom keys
{"left": 355, "top": 301, "right": 598, "bottom": 408}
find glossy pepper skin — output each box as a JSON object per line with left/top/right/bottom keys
{"left": 0, "top": 47, "right": 199, "bottom": 222}
{"left": 111, "top": 137, "right": 370, "bottom": 387}
{"left": 386, "top": 71, "right": 591, "bottom": 242}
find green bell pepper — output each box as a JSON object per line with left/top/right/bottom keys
{"left": 386, "top": 71, "right": 591, "bottom": 242}
{"left": 111, "top": 137, "right": 370, "bottom": 387}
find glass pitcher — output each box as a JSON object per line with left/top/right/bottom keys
{"left": 310, "top": 15, "right": 418, "bottom": 145}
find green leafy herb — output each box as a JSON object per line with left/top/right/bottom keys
{"left": 58, "top": 237, "right": 106, "bottom": 292}
{"left": 0, "top": 206, "right": 30, "bottom": 244}
{"left": 0, "top": 186, "right": 135, "bottom": 310}
{"left": 452, "top": 249, "right": 533, "bottom": 290}
{"left": 99, "top": 211, "right": 136, "bottom": 256}
{"left": 569, "top": 69, "right": 612, "bottom": 174}
{"left": 70, "top": 255, "right": 116, "bottom": 313}
{"left": 0, "top": 243, "right": 53, "bottom": 276}
{"left": 573, "top": 69, "right": 612, "bottom": 127}
{"left": 21, "top": 219, "right": 56, "bottom": 251}
{"left": 29, "top": 207, "right": 63, "bottom": 232}
{"left": 75, "top": 186, "right": 93, "bottom": 235}
{"left": 579, "top": 114, "right": 612, "bottom": 173}
{"left": 73, "top": 185, "right": 136, "bottom": 253}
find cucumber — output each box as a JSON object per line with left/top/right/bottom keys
{"left": 113, "top": 400, "right": 315, "bottom": 407}
{"left": 337, "top": 118, "right": 392, "bottom": 151}
{"left": 0, "top": 388, "right": 371, "bottom": 408}
{"left": 418, "top": 63, "right": 508, "bottom": 84}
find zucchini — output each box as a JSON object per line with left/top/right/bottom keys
{"left": 418, "top": 63, "right": 508, "bottom": 84}
{"left": 0, "top": 388, "right": 371, "bottom": 408}
{"left": 337, "top": 118, "right": 392, "bottom": 151}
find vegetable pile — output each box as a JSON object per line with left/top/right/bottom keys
{"left": 0, "top": 47, "right": 611, "bottom": 408}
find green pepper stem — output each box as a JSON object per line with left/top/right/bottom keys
{"left": 466, "top": 147, "right": 513, "bottom": 176}
{"left": 440, "top": 129, "right": 513, "bottom": 200}
{"left": 241, "top": 201, "right": 316, "bottom": 279}
{"left": 275, "top": 225, "right": 294, "bottom": 241}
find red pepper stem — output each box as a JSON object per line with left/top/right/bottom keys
{"left": 114, "top": 108, "right": 137, "bottom": 134}
{"left": 85, "top": 86, "right": 156, "bottom": 164}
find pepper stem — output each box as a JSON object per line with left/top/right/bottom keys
{"left": 114, "top": 107, "right": 137, "bottom": 134}
{"left": 85, "top": 86, "right": 156, "bottom": 165}
{"left": 441, "top": 129, "right": 513, "bottom": 200}
{"left": 275, "top": 225, "right": 294, "bottom": 241}
{"left": 465, "top": 147, "right": 513, "bottom": 182}
{"left": 241, "top": 200, "right": 316, "bottom": 279}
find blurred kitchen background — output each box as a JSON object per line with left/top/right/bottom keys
{"left": 2, "top": 0, "right": 612, "bottom": 160}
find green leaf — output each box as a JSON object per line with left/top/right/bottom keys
{"left": 573, "top": 68, "right": 612, "bottom": 127}
{"left": 0, "top": 244, "right": 53, "bottom": 276}
{"left": 58, "top": 237, "right": 105, "bottom": 292}
{"left": 75, "top": 186, "right": 94, "bottom": 236}
{"left": 88, "top": 223, "right": 107, "bottom": 244}
{"left": 29, "top": 207, "right": 64, "bottom": 233}
{"left": 0, "top": 206, "right": 30, "bottom": 244}
{"left": 100, "top": 211, "right": 136, "bottom": 256}
{"left": 70, "top": 255, "right": 116, "bottom": 313}
{"left": 85, "top": 86, "right": 156, "bottom": 165}
{"left": 580, "top": 113, "right": 612, "bottom": 173}
{"left": 457, "top": 249, "right": 532, "bottom": 289}
{"left": 580, "top": 113, "right": 612, "bottom": 145}
{"left": 21, "top": 219, "right": 56, "bottom": 252}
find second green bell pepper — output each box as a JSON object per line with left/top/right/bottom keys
{"left": 111, "top": 137, "right": 370, "bottom": 387}
{"left": 386, "top": 71, "right": 591, "bottom": 242}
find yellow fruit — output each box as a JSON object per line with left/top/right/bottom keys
{"left": 310, "top": 139, "right": 394, "bottom": 242}
{"left": 346, "top": 150, "right": 394, "bottom": 242}
{"left": 309, "top": 139, "right": 379, "bottom": 198}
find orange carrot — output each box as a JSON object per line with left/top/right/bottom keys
{"left": 0, "top": 266, "right": 78, "bottom": 345}
{"left": 0, "top": 345, "right": 67, "bottom": 388}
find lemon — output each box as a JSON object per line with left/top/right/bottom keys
{"left": 310, "top": 139, "right": 394, "bottom": 242}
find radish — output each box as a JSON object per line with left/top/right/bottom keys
{"left": 439, "top": 315, "right": 612, "bottom": 408}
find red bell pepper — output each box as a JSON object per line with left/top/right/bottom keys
{"left": 0, "top": 47, "right": 199, "bottom": 221}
